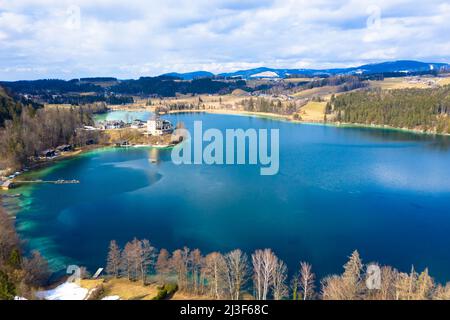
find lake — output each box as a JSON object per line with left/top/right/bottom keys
{"left": 13, "top": 112, "right": 450, "bottom": 282}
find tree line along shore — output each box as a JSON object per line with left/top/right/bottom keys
{"left": 2, "top": 213, "right": 450, "bottom": 301}
{"left": 125, "top": 84, "right": 450, "bottom": 135}
{"left": 100, "top": 238, "right": 450, "bottom": 301}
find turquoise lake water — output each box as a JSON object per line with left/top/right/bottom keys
{"left": 13, "top": 112, "right": 450, "bottom": 282}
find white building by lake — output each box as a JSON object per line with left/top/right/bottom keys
{"left": 147, "top": 117, "right": 174, "bottom": 136}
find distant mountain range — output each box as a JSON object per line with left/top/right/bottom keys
{"left": 163, "top": 71, "right": 215, "bottom": 80}
{"left": 162, "top": 60, "right": 449, "bottom": 80}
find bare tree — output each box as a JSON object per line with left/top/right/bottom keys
{"left": 190, "top": 249, "right": 203, "bottom": 294}
{"left": 130, "top": 238, "right": 141, "bottom": 281}
{"left": 222, "top": 249, "right": 249, "bottom": 300}
{"left": 106, "top": 240, "right": 121, "bottom": 278}
{"left": 121, "top": 242, "right": 135, "bottom": 281}
{"left": 203, "top": 252, "right": 226, "bottom": 299}
{"left": 252, "top": 250, "right": 264, "bottom": 300}
{"left": 374, "top": 266, "right": 398, "bottom": 300}
{"left": 119, "top": 238, "right": 155, "bottom": 284}
{"left": 137, "top": 239, "right": 155, "bottom": 285}
{"left": 272, "top": 258, "right": 289, "bottom": 300}
{"left": 299, "top": 262, "right": 315, "bottom": 300}
{"left": 22, "top": 251, "right": 50, "bottom": 288}
{"left": 156, "top": 249, "right": 171, "bottom": 284}
{"left": 171, "top": 249, "right": 189, "bottom": 291}
{"left": 252, "top": 249, "right": 277, "bottom": 300}
{"left": 434, "top": 283, "right": 450, "bottom": 300}
{"left": 321, "top": 275, "right": 346, "bottom": 300}
{"left": 395, "top": 266, "right": 418, "bottom": 300}
{"left": 181, "top": 247, "right": 191, "bottom": 291}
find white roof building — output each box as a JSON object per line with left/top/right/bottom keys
{"left": 147, "top": 117, "right": 174, "bottom": 136}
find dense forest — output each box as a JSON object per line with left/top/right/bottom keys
{"left": 111, "top": 77, "right": 248, "bottom": 96}
{"left": 104, "top": 238, "right": 450, "bottom": 301}
{"left": 41, "top": 94, "right": 133, "bottom": 106}
{"left": 327, "top": 86, "right": 450, "bottom": 133}
{"left": 1, "top": 77, "right": 248, "bottom": 98}
{"left": 0, "top": 105, "right": 101, "bottom": 168}
{"left": 253, "top": 75, "right": 368, "bottom": 96}
{"left": 239, "top": 97, "right": 299, "bottom": 115}
{"left": 0, "top": 88, "right": 103, "bottom": 168}
{"left": 300, "top": 75, "right": 368, "bottom": 92}
{"left": 0, "top": 80, "right": 133, "bottom": 105}
{"left": 0, "top": 79, "right": 104, "bottom": 95}
{"left": 0, "top": 86, "right": 42, "bottom": 126}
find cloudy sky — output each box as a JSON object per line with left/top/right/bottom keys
{"left": 0, "top": 0, "right": 449, "bottom": 80}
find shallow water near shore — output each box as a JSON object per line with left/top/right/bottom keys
{"left": 12, "top": 112, "right": 450, "bottom": 282}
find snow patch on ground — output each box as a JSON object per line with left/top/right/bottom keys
{"left": 36, "top": 282, "right": 88, "bottom": 300}
{"left": 250, "top": 71, "right": 280, "bottom": 78}
{"left": 101, "top": 295, "right": 121, "bottom": 300}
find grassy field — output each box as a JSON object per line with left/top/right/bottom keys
{"left": 81, "top": 278, "right": 159, "bottom": 300}
{"left": 284, "top": 77, "right": 315, "bottom": 83}
{"left": 292, "top": 85, "right": 339, "bottom": 99}
{"left": 80, "top": 278, "right": 210, "bottom": 300}
{"left": 151, "top": 94, "right": 245, "bottom": 110}
{"left": 437, "top": 77, "right": 450, "bottom": 86}
{"left": 299, "top": 101, "right": 327, "bottom": 122}
{"left": 368, "top": 77, "right": 437, "bottom": 90}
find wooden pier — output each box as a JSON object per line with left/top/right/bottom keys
{"left": 16, "top": 179, "right": 80, "bottom": 185}
{"left": 2, "top": 179, "right": 80, "bottom": 189}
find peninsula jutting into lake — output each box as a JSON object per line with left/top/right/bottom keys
{"left": 2, "top": 0, "right": 450, "bottom": 308}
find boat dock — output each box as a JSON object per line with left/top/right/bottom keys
{"left": 2, "top": 179, "right": 80, "bottom": 190}
{"left": 16, "top": 179, "right": 80, "bottom": 185}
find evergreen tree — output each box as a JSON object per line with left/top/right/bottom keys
{"left": 0, "top": 270, "right": 16, "bottom": 300}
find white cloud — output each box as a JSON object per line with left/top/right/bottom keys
{"left": 0, "top": 0, "right": 449, "bottom": 80}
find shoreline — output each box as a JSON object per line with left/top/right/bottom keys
{"left": 165, "top": 108, "right": 450, "bottom": 137}
{"left": 1, "top": 142, "right": 177, "bottom": 192}
{"left": 107, "top": 104, "right": 450, "bottom": 136}
{"left": 2, "top": 109, "right": 448, "bottom": 189}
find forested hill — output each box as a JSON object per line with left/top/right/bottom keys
{"left": 110, "top": 77, "right": 247, "bottom": 96}
{"left": 0, "top": 79, "right": 104, "bottom": 95}
{"left": 327, "top": 85, "right": 450, "bottom": 134}
{"left": 1, "top": 77, "right": 248, "bottom": 97}
{"left": 0, "top": 86, "right": 41, "bottom": 126}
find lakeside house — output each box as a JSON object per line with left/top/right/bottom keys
{"left": 147, "top": 116, "right": 174, "bottom": 136}
{"left": 131, "top": 119, "right": 146, "bottom": 129}
{"left": 97, "top": 120, "right": 126, "bottom": 130}
{"left": 41, "top": 149, "right": 57, "bottom": 158}
{"left": 56, "top": 145, "right": 73, "bottom": 152}
{"left": 115, "top": 140, "right": 130, "bottom": 147}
